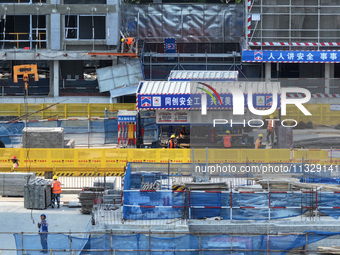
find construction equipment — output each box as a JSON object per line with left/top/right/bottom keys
{"left": 13, "top": 64, "right": 39, "bottom": 92}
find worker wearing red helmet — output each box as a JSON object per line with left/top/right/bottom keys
{"left": 10, "top": 156, "right": 19, "bottom": 172}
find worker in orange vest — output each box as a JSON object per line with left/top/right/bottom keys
{"left": 266, "top": 115, "right": 276, "bottom": 145}
{"left": 51, "top": 175, "right": 62, "bottom": 208}
{"left": 255, "top": 134, "right": 263, "bottom": 149}
{"left": 168, "top": 134, "right": 176, "bottom": 148}
{"left": 121, "top": 37, "right": 135, "bottom": 53}
{"left": 125, "top": 37, "right": 134, "bottom": 45}
{"left": 222, "top": 130, "right": 232, "bottom": 148}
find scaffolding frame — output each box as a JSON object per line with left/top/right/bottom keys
{"left": 122, "top": 188, "right": 339, "bottom": 222}
{"left": 246, "top": 0, "right": 340, "bottom": 50}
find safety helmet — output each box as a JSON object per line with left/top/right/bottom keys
{"left": 41, "top": 214, "right": 46, "bottom": 219}
{"left": 170, "top": 135, "right": 176, "bottom": 138}
{"left": 121, "top": 38, "right": 125, "bottom": 42}
{"left": 11, "top": 156, "right": 17, "bottom": 160}
{"left": 225, "top": 130, "right": 230, "bottom": 134}
{"left": 182, "top": 125, "right": 185, "bottom": 128}
{"left": 53, "top": 175, "right": 58, "bottom": 180}
{"left": 270, "top": 115, "right": 274, "bottom": 119}
{"left": 258, "top": 134, "right": 263, "bottom": 137}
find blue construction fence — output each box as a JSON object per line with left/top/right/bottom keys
{"left": 13, "top": 231, "right": 340, "bottom": 255}
{"left": 123, "top": 163, "right": 340, "bottom": 220}
{"left": 0, "top": 119, "right": 111, "bottom": 147}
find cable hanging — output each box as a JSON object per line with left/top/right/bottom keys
{"left": 2, "top": 7, "right": 7, "bottom": 49}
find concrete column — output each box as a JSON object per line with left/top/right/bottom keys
{"left": 325, "top": 63, "right": 332, "bottom": 94}
{"left": 50, "top": 60, "right": 59, "bottom": 97}
{"left": 265, "top": 62, "right": 271, "bottom": 82}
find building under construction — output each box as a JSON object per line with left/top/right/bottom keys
{"left": 0, "top": 0, "right": 340, "bottom": 254}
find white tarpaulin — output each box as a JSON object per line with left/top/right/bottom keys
{"left": 97, "top": 61, "right": 143, "bottom": 93}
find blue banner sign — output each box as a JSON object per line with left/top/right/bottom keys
{"left": 242, "top": 50, "right": 340, "bottom": 63}
{"left": 118, "top": 116, "right": 136, "bottom": 122}
{"left": 137, "top": 94, "right": 280, "bottom": 110}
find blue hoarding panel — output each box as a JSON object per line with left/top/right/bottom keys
{"left": 242, "top": 50, "right": 340, "bottom": 63}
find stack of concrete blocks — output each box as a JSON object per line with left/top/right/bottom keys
{"left": 24, "top": 178, "right": 52, "bottom": 209}
{"left": 103, "top": 190, "right": 122, "bottom": 206}
{"left": 22, "top": 127, "right": 64, "bottom": 148}
{"left": 78, "top": 187, "right": 105, "bottom": 214}
{"left": 93, "top": 177, "right": 117, "bottom": 189}
{"left": 0, "top": 172, "right": 35, "bottom": 196}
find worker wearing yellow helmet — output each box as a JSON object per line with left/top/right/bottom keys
{"left": 51, "top": 175, "right": 61, "bottom": 208}
{"left": 266, "top": 115, "right": 276, "bottom": 145}
{"left": 255, "top": 134, "right": 263, "bottom": 149}
{"left": 168, "top": 134, "right": 176, "bottom": 149}
{"left": 222, "top": 130, "right": 232, "bottom": 148}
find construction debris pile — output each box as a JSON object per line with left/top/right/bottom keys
{"left": 79, "top": 177, "right": 121, "bottom": 214}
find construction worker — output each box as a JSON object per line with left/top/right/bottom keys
{"left": 10, "top": 156, "right": 19, "bottom": 172}
{"left": 266, "top": 115, "right": 276, "bottom": 145}
{"left": 121, "top": 37, "right": 135, "bottom": 53}
{"left": 255, "top": 134, "right": 263, "bottom": 149}
{"left": 38, "top": 214, "right": 48, "bottom": 253}
{"left": 168, "top": 135, "right": 176, "bottom": 148}
{"left": 51, "top": 176, "right": 61, "bottom": 208}
{"left": 180, "top": 126, "right": 189, "bottom": 138}
{"left": 125, "top": 37, "right": 134, "bottom": 45}
{"left": 222, "top": 130, "right": 232, "bottom": 148}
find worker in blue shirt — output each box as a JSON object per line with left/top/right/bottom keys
{"left": 38, "top": 214, "right": 48, "bottom": 253}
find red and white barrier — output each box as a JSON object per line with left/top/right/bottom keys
{"left": 247, "top": 0, "right": 252, "bottom": 38}
{"left": 248, "top": 42, "right": 340, "bottom": 47}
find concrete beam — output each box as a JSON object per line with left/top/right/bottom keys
{"left": 325, "top": 63, "right": 331, "bottom": 94}
{"left": 265, "top": 62, "right": 271, "bottom": 82}
{"left": 0, "top": 96, "right": 110, "bottom": 104}
{"left": 0, "top": 4, "right": 116, "bottom": 15}
{"left": 0, "top": 51, "right": 119, "bottom": 60}
{"left": 50, "top": 60, "right": 59, "bottom": 97}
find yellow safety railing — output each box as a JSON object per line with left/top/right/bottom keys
{"left": 285, "top": 104, "right": 340, "bottom": 126}
{"left": 0, "top": 148, "right": 337, "bottom": 171}
{"left": 0, "top": 103, "right": 136, "bottom": 119}
{"left": 0, "top": 103, "right": 338, "bottom": 124}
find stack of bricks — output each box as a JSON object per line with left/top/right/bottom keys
{"left": 22, "top": 127, "right": 64, "bottom": 148}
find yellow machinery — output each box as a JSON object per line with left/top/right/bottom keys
{"left": 13, "top": 64, "right": 39, "bottom": 92}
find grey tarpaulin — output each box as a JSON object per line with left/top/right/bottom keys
{"left": 121, "top": 4, "right": 244, "bottom": 43}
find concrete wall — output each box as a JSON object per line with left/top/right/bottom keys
{"left": 22, "top": 127, "right": 64, "bottom": 148}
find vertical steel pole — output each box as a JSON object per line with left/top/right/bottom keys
{"left": 148, "top": 229, "right": 151, "bottom": 255}
{"left": 21, "top": 232, "right": 24, "bottom": 255}
{"left": 69, "top": 231, "right": 72, "bottom": 255}
{"left": 199, "top": 233, "right": 202, "bottom": 255}
{"left": 110, "top": 229, "right": 113, "bottom": 255}
{"left": 230, "top": 187, "right": 233, "bottom": 220}
{"left": 267, "top": 225, "right": 270, "bottom": 255}
{"left": 168, "top": 159, "right": 170, "bottom": 190}
{"left": 268, "top": 192, "right": 271, "bottom": 220}
{"left": 189, "top": 190, "right": 191, "bottom": 219}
